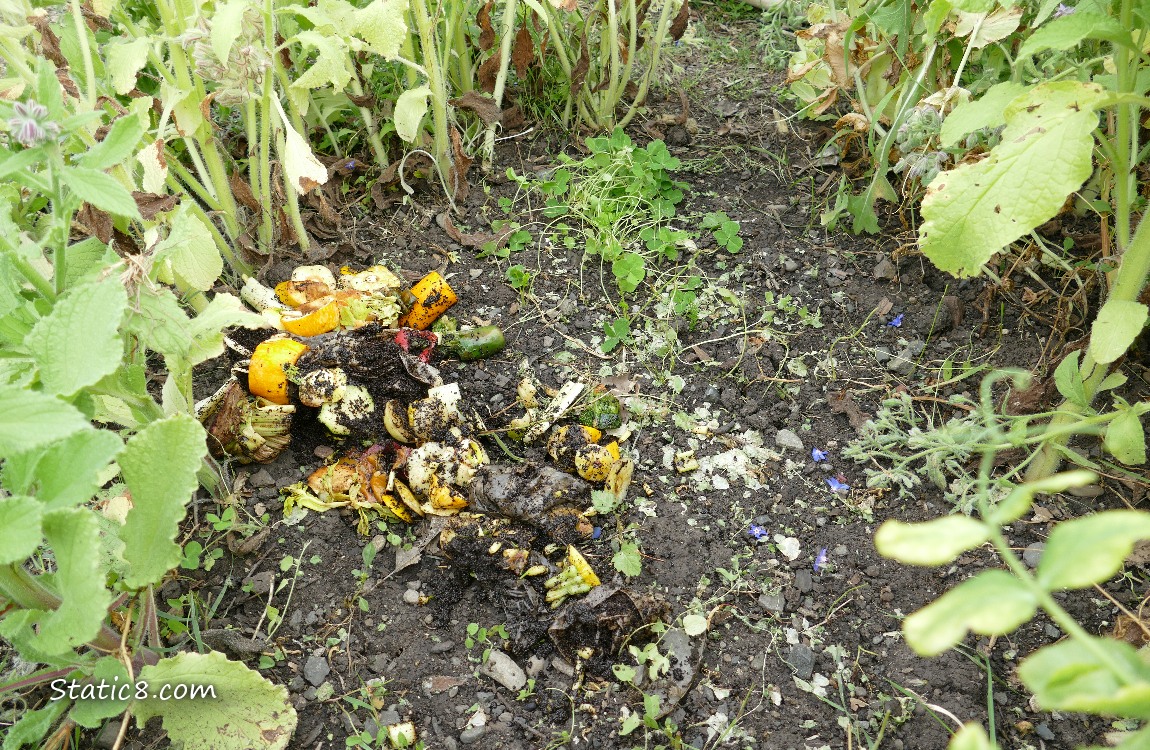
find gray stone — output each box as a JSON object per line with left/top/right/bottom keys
{"left": 757, "top": 593, "right": 785, "bottom": 613}
{"left": 774, "top": 429, "right": 804, "bottom": 451}
{"left": 702, "top": 386, "right": 721, "bottom": 404}
{"left": 249, "top": 469, "right": 275, "bottom": 488}
{"left": 377, "top": 708, "right": 402, "bottom": 725}
{"left": 1023, "top": 542, "right": 1045, "bottom": 568}
{"left": 794, "top": 569, "right": 814, "bottom": 593}
{"left": 480, "top": 650, "right": 527, "bottom": 692}
{"left": 460, "top": 727, "right": 487, "bottom": 744}
{"left": 430, "top": 640, "right": 456, "bottom": 654}
{"left": 1035, "top": 723, "right": 1055, "bottom": 741}
{"left": 872, "top": 258, "right": 898, "bottom": 281}
{"left": 303, "top": 655, "right": 330, "bottom": 687}
{"left": 786, "top": 644, "right": 815, "bottom": 681}
{"left": 94, "top": 721, "right": 121, "bottom": 749}
{"left": 874, "top": 346, "right": 892, "bottom": 364}
{"left": 403, "top": 589, "right": 422, "bottom": 605}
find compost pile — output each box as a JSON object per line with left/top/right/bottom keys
{"left": 197, "top": 263, "right": 662, "bottom": 679}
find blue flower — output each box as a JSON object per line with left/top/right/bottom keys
{"left": 1054, "top": 3, "right": 1075, "bottom": 16}
{"left": 748, "top": 524, "right": 768, "bottom": 540}
{"left": 811, "top": 448, "right": 828, "bottom": 463}
{"left": 592, "top": 526, "right": 602, "bottom": 540}
{"left": 826, "top": 477, "right": 849, "bottom": 492}
{"left": 814, "top": 548, "right": 828, "bottom": 573}
{"left": 887, "top": 313, "right": 904, "bottom": 328}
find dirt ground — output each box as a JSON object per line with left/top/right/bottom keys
{"left": 118, "top": 4, "right": 1150, "bottom": 750}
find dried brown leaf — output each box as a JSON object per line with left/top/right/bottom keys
{"left": 449, "top": 90, "right": 503, "bottom": 125}
{"left": 478, "top": 0, "right": 496, "bottom": 50}
{"left": 450, "top": 127, "right": 472, "bottom": 204}
{"left": 229, "top": 171, "right": 260, "bottom": 212}
{"left": 132, "top": 192, "right": 179, "bottom": 220}
{"left": 513, "top": 24, "right": 534, "bottom": 78}
{"left": 669, "top": 0, "right": 689, "bottom": 41}
{"left": 828, "top": 391, "right": 870, "bottom": 431}
{"left": 76, "top": 203, "right": 112, "bottom": 243}
{"left": 478, "top": 51, "right": 501, "bottom": 93}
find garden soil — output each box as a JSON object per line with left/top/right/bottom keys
{"left": 133, "top": 6, "right": 1149, "bottom": 750}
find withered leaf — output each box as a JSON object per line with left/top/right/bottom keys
{"left": 477, "top": 0, "right": 496, "bottom": 50}
{"left": 569, "top": 34, "right": 590, "bottom": 98}
{"left": 76, "top": 203, "right": 112, "bottom": 244}
{"left": 669, "top": 0, "right": 690, "bottom": 40}
{"left": 449, "top": 91, "right": 503, "bottom": 125}
{"left": 229, "top": 171, "right": 260, "bottom": 212}
{"left": 478, "top": 51, "right": 502, "bottom": 93}
{"left": 450, "top": 127, "right": 472, "bottom": 204}
{"left": 512, "top": 23, "right": 534, "bottom": 78}
{"left": 828, "top": 391, "right": 871, "bottom": 431}
{"left": 132, "top": 192, "right": 179, "bottom": 220}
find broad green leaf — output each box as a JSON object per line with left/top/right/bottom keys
{"left": 105, "top": 37, "right": 150, "bottom": 95}
{"left": 355, "top": 0, "right": 409, "bottom": 58}
{"left": 70, "top": 656, "right": 132, "bottom": 728}
{"left": 290, "top": 30, "right": 352, "bottom": 91}
{"left": 0, "top": 700, "right": 68, "bottom": 750}
{"left": 987, "top": 470, "right": 1098, "bottom": 525}
{"left": 940, "top": 82, "right": 1028, "bottom": 147}
{"left": 613, "top": 541, "right": 642, "bottom": 577}
{"left": 1018, "top": 12, "right": 1129, "bottom": 59}
{"left": 949, "top": 0, "right": 994, "bottom": 11}
{"left": 27, "top": 276, "right": 127, "bottom": 397}
{"left": 271, "top": 97, "right": 327, "bottom": 194}
{"left": 903, "top": 570, "right": 1037, "bottom": 656}
{"left": 919, "top": 82, "right": 1107, "bottom": 277}
{"left": 953, "top": 7, "right": 1021, "bottom": 48}
{"left": 1105, "top": 409, "right": 1147, "bottom": 465}
{"left": 1036, "top": 510, "right": 1150, "bottom": 590}
{"left": 1, "top": 430, "right": 122, "bottom": 510}
{"left": 1087, "top": 300, "right": 1148, "bottom": 365}
{"left": 1053, "top": 350, "right": 1090, "bottom": 407}
{"left": 0, "top": 496, "right": 43, "bottom": 564}
{"left": 27, "top": 508, "right": 113, "bottom": 654}
{"left": 185, "top": 293, "right": 267, "bottom": 366}
{"left": 62, "top": 237, "right": 119, "bottom": 289}
{"left": 124, "top": 287, "right": 191, "bottom": 371}
{"left": 133, "top": 651, "right": 297, "bottom": 749}
{"left": 211, "top": 0, "right": 251, "bottom": 63}
{"left": 1019, "top": 638, "right": 1150, "bottom": 718}
{"left": 0, "top": 254, "right": 24, "bottom": 319}
{"left": 152, "top": 203, "right": 223, "bottom": 292}
{"left": 81, "top": 114, "right": 145, "bottom": 171}
{"left": 874, "top": 516, "right": 990, "bottom": 565}
{"left": 58, "top": 166, "right": 141, "bottom": 220}
{"left": 395, "top": 85, "right": 432, "bottom": 143}
{"left": 682, "top": 614, "right": 708, "bottom": 636}
{"left": 948, "top": 723, "right": 996, "bottom": 750}
{"left": 119, "top": 415, "right": 207, "bottom": 588}
{"left": 0, "top": 386, "right": 91, "bottom": 454}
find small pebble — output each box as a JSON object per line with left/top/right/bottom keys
{"left": 403, "top": 589, "right": 422, "bottom": 605}
{"left": 430, "top": 640, "right": 456, "bottom": 654}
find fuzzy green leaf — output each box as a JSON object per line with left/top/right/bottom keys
{"left": 1105, "top": 409, "right": 1147, "bottom": 465}
{"left": 271, "top": 97, "right": 327, "bottom": 194}
{"left": 70, "top": 657, "right": 132, "bottom": 728}
{"left": 1019, "top": 638, "right": 1150, "bottom": 719}
{"left": 27, "top": 508, "right": 113, "bottom": 654}
{"left": 210, "top": 0, "right": 250, "bottom": 64}
{"left": 62, "top": 237, "right": 119, "bottom": 289}
{"left": 0, "top": 496, "right": 43, "bottom": 564}
{"left": 1036, "top": 510, "right": 1150, "bottom": 590}
{"left": 105, "top": 37, "right": 150, "bottom": 95}
{"left": 28, "top": 276, "right": 127, "bottom": 397}
{"left": 0, "top": 700, "right": 68, "bottom": 750}
{"left": 1053, "top": 350, "right": 1090, "bottom": 407}
{"left": 919, "top": 82, "right": 1106, "bottom": 277}
{"left": 682, "top": 614, "right": 708, "bottom": 636}
{"left": 0, "top": 386, "right": 91, "bottom": 454}
{"left": 119, "top": 415, "right": 207, "bottom": 588}
{"left": 395, "top": 85, "right": 432, "bottom": 143}
{"left": 133, "top": 651, "right": 296, "bottom": 749}
{"left": 355, "top": 0, "right": 409, "bottom": 58}
{"left": 81, "top": 114, "right": 145, "bottom": 171}
{"left": 186, "top": 293, "right": 267, "bottom": 366}
{"left": 904, "top": 570, "right": 1037, "bottom": 656}
{"left": 152, "top": 203, "right": 223, "bottom": 292}
{"left": 1018, "top": 12, "right": 1129, "bottom": 59}
{"left": 875, "top": 516, "right": 990, "bottom": 566}
{"left": 291, "top": 30, "right": 352, "bottom": 91}
{"left": 1, "top": 429, "right": 122, "bottom": 510}
{"left": 939, "top": 81, "right": 1028, "bottom": 147}
{"left": 1087, "top": 300, "right": 1148, "bottom": 365}
{"left": 59, "top": 166, "right": 141, "bottom": 220}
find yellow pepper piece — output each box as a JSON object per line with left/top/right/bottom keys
{"left": 248, "top": 338, "right": 309, "bottom": 405}
{"left": 398, "top": 271, "right": 458, "bottom": 330}
{"left": 282, "top": 300, "right": 340, "bottom": 337}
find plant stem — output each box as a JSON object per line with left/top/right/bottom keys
{"left": 68, "top": 0, "right": 97, "bottom": 110}
{"left": 0, "top": 564, "right": 127, "bottom": 657}
{"left": 409, "top": 0, "right": 454, "bottom": 196}
{"left": 483, "top": 0, "right": 521, "bottom": 169}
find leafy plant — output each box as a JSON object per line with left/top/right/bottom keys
{"left": 701, "top": 211, "right": 743, "bottom": 253}
{"left": 0, "top": 74, "right": 292, "bottom": 748}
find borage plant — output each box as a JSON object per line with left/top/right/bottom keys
{"left": 0, "top": 71, "right": 291, "bottom": 749}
